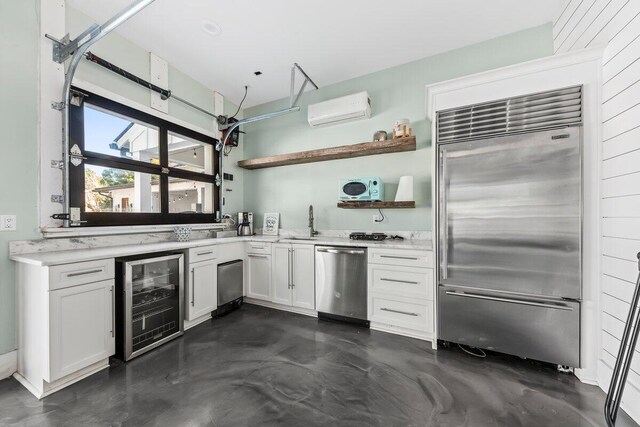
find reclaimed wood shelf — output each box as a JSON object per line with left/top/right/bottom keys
{"left": 337, "top": 201, "right": 415, "bottom": 209}
{"left": 237, "top": 136, "right": 416, "bottom": 170}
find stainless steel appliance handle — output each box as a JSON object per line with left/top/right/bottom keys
{"left": 445, "top": 291, "right": 574, "bottom": 311}
{"left": 380, "top": 255, "right": 418, "bottom": 260}
{"left": 110, "top": 284, "right": 115, "bottom": 337}
{"left": 247, "top": 254, "right": 269, "bottom": 258}
{"left": 440, "top": 148, "right": 448, "bottom": 280}
{"left": 317, "top": 248, "right": 366, "bottom": 255}
{"left": 381, "top": 307, "right": 419, "bottom": 317}
{"left": 67, "top": 268, "right": 103, "bottom": 277}
{"left": 196, "top": 251, "right": 214, "bottom": 256}
{"left": 191, "top": 268, "right": 195, "bottom": 306}
{"left": 380, "top": 278, "right": 419, "bottom": 285}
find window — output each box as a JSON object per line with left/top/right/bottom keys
{"left": 69, "top": 88, "right": 220, "bottom": 226}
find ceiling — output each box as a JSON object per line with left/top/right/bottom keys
{"left": 67, "top": 0, "right": 562, "bottom": 108}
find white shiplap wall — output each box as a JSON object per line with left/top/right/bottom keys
{"left": 554, "top": 0, "right": 640, "bottom": 422}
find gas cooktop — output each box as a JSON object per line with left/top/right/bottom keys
{"left": 349, "top": 232, "right": 405, "bottom": 241}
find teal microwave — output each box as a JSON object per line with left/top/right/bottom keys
{"left": 339, "top": 177, "right": 384, "bottom": 201}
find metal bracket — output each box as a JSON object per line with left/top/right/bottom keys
{"left": 46, "top": 24, "right": 101, "bottom": 64}
{"left": 290, "top": 63, "right": 319, "bottom": 108}
{"left": 51, "top": 195, "right": 65, "bottom": 204}
{"left": 215, "top": 173, "right": 222, "bottom": 187}
{"left": 51, "top": 160, "right": 64, "bottom": 169}
{"left": 51, "top": 101, "right": 65, "bottom": 111}
{"left": 161, "top": 167, "right": 170, "bottom": 174}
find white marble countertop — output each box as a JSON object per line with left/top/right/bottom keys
{"left": 10, "top": 235, "right": 432, "bottom": 267}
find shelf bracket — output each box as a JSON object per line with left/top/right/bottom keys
{"left": 290, "top": 63, "right": 319, "bottom": 108}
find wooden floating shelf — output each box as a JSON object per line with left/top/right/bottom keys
{"left": 237, "top": 136, "right": 416, "bottom": 170}
{"left": 337, "top": 201, "right": 416, "bottom": 209}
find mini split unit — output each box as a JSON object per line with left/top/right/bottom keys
{"left": 307, "top": 91, "right": 372, "bottom": 127}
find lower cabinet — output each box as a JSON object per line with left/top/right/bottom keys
{"left": 367, "top": 249, "right": 435, "bottom": 343}
{"left": 246, "top": 252, "right": 272, "bottom": 301}
{"left": 49, "top": 279, "right": 115, "bottom": 382}
{"left": 186, "top": 259, "right": 217, "bottom": 321}
{"left": 271, "top": 243, "right": 315, "bottom": 310}
{"left": 16, "top": 258, "right": 116, "bottom": 398}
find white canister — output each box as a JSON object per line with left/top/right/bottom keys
{"left": 393, "top": 119, "right": 410, "bottom": 138}
{"left": 395, "top": 176, "right": 414, "bottom": 202}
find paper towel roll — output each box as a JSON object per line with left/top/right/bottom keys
{"left": 395, "top": 176, "right": 414, "bottom": 201}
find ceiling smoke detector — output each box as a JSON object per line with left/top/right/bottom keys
{"left": 202, "top": 20, "right": 221, "bottom": 37}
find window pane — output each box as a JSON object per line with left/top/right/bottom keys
{"left": 85, "top": 165, "right": 160, "bottom": 213}
{"left": 168, "top": 179, "right": 214, "bottom": 214}
{"left": 168, "top": 132, "right": 214, "bottom": 174}
{"left": 84, "top": 104, "right": 160, "bottom": 164}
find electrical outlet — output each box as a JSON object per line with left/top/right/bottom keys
{"left": 372, "top": 214, "right": 381, "bottom": 223}
{"left": 1, "top": 215, "right": 17, "bottom": 231}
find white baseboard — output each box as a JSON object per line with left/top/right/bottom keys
{"left": 0, "top": 350, "right": 17, "bottom": 380}
{"left": 184, "top": 314, "right": 212, "bottom": 330}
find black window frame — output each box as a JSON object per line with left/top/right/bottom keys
{"left": 69, "top": 87, "right": 220, "bottom": 226}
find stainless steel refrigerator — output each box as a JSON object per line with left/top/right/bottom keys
{"left": 437, "top": 87, "right": 583, "bottom": 367}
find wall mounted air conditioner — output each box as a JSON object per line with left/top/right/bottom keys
{"left": 308, "top": 91, "right": 371, "bottom": 127}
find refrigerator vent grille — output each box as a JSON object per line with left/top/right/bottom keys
{"left": 436, "top": 86, "right": 582, "bottom": 143}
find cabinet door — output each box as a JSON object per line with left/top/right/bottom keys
{"left": 247, "top": 254, "right": 271, "bottom": 301}
{"left": 48, "top": 279, "right": 115, "bottom": 382}
{"left": 292, "top": 244, "right": 315, "bottom": 310}
{"left": 187, "top": 260, "right": 217, "bottom": 321}
{"left": 271, "top": 244, "right": 292, "bottom": 306}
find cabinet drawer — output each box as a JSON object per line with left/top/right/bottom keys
{"left": 188, "top": 245, "right": 218, "bottom": 263}
{"left": 246, "top": 241, "right": 271, "bottom": 255}
{"left": 370, "top": 295, "right": 433, "bottom": 332}
{"left": 369, "top": 265, "right": 433, "bottom": 300}
{"left": 368, "top": 248, "right": 432, "bottom": 268}
{"left": 49, "top": 259, "right": 115, "bottom": 290}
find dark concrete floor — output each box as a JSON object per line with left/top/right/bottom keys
{"left": 0, "top": 304, "right": 637, "bottom": 426}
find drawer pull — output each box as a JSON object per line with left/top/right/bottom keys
{"left": 381, "top": 307, "right": 419, "bottom": 317}
{"left": 196, "top": 251, "right": 214, "bottom": 256}
{"left": 66, "top": 268, "right": 103, "bottom": 277}
{"left": 248, "top": 254, "right": 269, "bottom": 258}
{"left": 380, "top": 278, "right": 419, "bottom": 285}
{"left": 445, "top": 291, "right": 573, "bottom": 311}
{"left": 380, "top": 255, "right": 419, "bottom": 261}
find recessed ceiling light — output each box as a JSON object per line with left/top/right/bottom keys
{"left": 202, "top": 20, "right": 221, "bottom": 37}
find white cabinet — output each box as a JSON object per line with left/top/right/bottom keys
{"left": 367, "top": 249, "right": 435, "bottom": 345}
{"left": 185, "top": 245, "right": 218, "bottom": 322}
{"left": 16, "top": 259, "right": 116, "bottom": 398}
{"left": 271, "top": 243, "right": 315, "bottom": 309}
{"left": 49, "top": 279, "right": 115, "bottom": 382}
{"left": 247, "top": 253, "right": 272, "bottom": 301}
{"left": 186, "top": 260, "right": 217, "bottom": 321}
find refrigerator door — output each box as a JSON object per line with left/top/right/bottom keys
{"left": 439, "top": 127, "right": 581, "bottom": 299}
{"left": 439, "top": 286, "right": 580, "bottom": 366}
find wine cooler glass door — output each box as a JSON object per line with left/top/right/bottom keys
{"left": 126, "top": 253, "right": 184, "bottom": 360}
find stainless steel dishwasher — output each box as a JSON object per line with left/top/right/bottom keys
{"left": 315, "top": 246, "right": 368, "bottom": 325}
{"left": 217, "top": 259, "right": 243, "bottom": 316}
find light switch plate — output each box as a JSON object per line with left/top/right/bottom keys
{"left": 1, "top": 215, "right": 17, "bottom": 231}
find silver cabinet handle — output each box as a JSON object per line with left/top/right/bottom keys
{"left": 247, "top": 254, "right": 269, "bottom": 258}
{"left": 110, "top": 285, "right": 115, "bottom": 337}
{"left": 380, "top": 278, "right": 419, "bottom": 285}
{"left": 197, "top": 251, "right": 214, "bottom": 256}
{"left": 380, "top": 255, "right": 419, "bottom": 260}
{"left": 444, "top": 291, "right": 574, "bottom": 311}
{"left": 287, "top": 249, "right": 292, "bottom": 289}
{"left": 191, "top": 269, "right": 195, "bottom": 306}
{"left": 67, "top": 268, "right": 103, "bottom": 277}
{"left": 317, "top": 248, "right": 366, "bottom": 255}
{"left": 381, "top": 307, "right": 419, "bottom": 317}
{"left": 291, "top": 248, "right": 295, "bottom": 289}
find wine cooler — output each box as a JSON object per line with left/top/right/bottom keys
{"left": 116, "top": 252, "right": 184, "bottom": 361}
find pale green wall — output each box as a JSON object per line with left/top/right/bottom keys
{"left": 0, "top": 0, "right": 41, "bottom": 354}
{"left": 243, "top": 24, "right": 553, "bottom": 231}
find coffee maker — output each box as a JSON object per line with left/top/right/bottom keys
{"left": 237, "top": 212, "right": 253, "bottom": 236}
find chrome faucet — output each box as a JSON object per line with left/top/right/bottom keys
{"left": 308, "top": 205, "right": 319, "bottom": 237}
